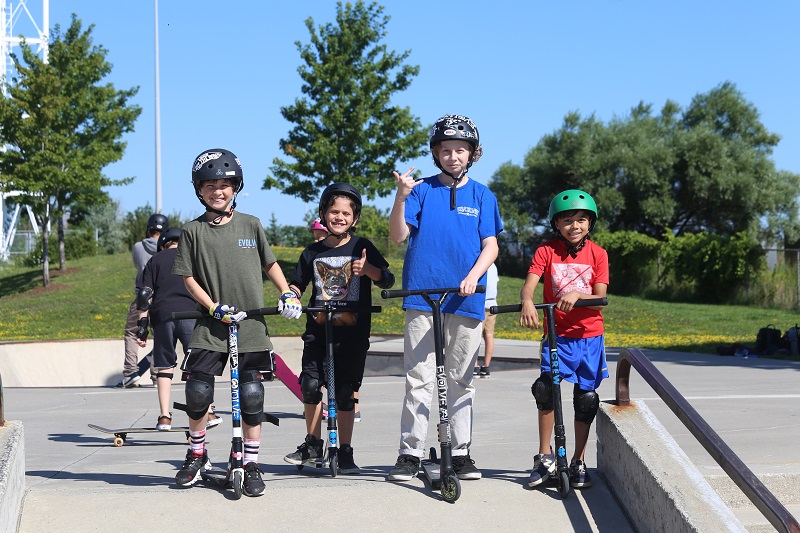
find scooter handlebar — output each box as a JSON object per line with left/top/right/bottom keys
{"left": 489, "top": 297, "right": 608, "bottom": 315}
{"left": 170, "top": 307, "right": 282, "bottom": 321}
{"left": 381, "top": 285, "right": 486, "bottom": 299}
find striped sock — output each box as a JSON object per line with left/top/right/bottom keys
{"left": 189, "top": 430, "right": 206, "bottom": 457}
{"left": 244, "top": 438, "right": 260, "bottom": 465}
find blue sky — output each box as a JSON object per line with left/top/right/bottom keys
{"left": 9, "top": 1, "right": 800, "bottom": 227}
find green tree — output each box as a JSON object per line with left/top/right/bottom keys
{"left": 84, "top": 197, "right": 126, "bottom": 255}
{"left": 264, "top": 0, "right": 427, "bottom": 202}
{"left": 0, "top": 15, "right": 141, "bottom": 286}
{"left": 490, "top": 82, "right": 800, "bottom": 243}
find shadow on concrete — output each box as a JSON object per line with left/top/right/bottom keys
{"left": 26, "top": 469, "right": 176, "bottom": 487}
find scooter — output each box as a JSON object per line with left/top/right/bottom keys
{"left": 171, "top": 308, "right": 280, "bottom": 499}
{"left": 381, "top": 285, "right": 485, "bottom": 504}
{"left": 295, "top": 302, "right": 381, "bottom": 477}
{"left": 490, "top": 297, "right": 607, "bottom": 498}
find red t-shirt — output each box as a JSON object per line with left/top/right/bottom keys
{"left": 528, "top": 239, "right": 609, "bottom": 338}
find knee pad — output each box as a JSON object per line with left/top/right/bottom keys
{"left": 573, "top": 387, "right": 600, "bottom": 424}
{"left": 240, "top": 370, "right": 265, "bottom": 426}
{"left": 184, "top": 372, "right": 214, "bottom": 421}
{"left": 335, "top": 382, "right": 357, "bottom": 411}
{"left": 300, "top": 374, "right": 323, "bottom": 405}
{"left": 531, "top": 373, "right": 554, "bottom": 411}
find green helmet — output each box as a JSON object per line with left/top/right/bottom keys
{"left": 548, "top": 189, "right": 598, "bottom": 232}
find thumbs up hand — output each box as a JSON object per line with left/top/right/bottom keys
{"left": 352, "top": 248, "right": 369, "bottom": 277}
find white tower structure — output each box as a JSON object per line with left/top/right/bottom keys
{"left": 0, "top": 0, "right": 48, "bottom": 261}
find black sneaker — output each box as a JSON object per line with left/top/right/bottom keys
{"left": 175, "top": 449, "right": 211, "bottom": 487}
{"left": 528, "top": 452, "right": 556, "bottom": 487}
{"left": 387, "top": 454, "right": 420, "bottom": 481}
{"left": 569, "top": 459, "right": 592, "bottom": 488}
{"left": 284, "top": 434, "right": 324, "bottom": 466}
{"left": 338, "top": 445, "right": 360, "bottom": 474}
{"left": 479, "top": 366, "right": 491, "bottom": 378}
{"left": 472, "top": 366, "right": 480, "bottom": 377}
{"left": 452, "top": 454, "right": 482, "bottom": 480}
{"left": 243, "top": 462, "right": 265, "bottom": 496}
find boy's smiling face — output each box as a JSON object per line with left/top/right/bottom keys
{"left": 436, "top": 139, "right": 472, "bottom": 177}
{"left": 323, "top": 196, "right": 357, "bottom": 237}
{"left": 200, "top": 179, "right": 234, "bottom": 212}
{"left": 555, "top": 209, "right": 592, "bottom": 245}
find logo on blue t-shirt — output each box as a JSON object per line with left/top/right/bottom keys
{"left": 238, "top": 238, "right": 257, "bottom": 249}
{"left": 457, "top": 206, "right": 479, "bottom": 218}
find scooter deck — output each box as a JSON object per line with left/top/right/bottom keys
{"left": 421, "top": 447, "right": 441, "bottom": 488}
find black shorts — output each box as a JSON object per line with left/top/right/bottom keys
{"left": 300, "top": 336, "right": 370, "bottom": 389}
{"left": 152, "top": 319, "right": 194, "bottom": 369}
{"left": 181, "top": 348, "right": 273, "bottom": 377}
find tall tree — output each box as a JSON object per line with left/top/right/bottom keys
{"left": 490, "top": 82, "right": 800, "bottom": 243}
{"left": 0, "top": 15, "right": 141, "bottom": 286}
{"left": 264, "top": 1, "right": 427, "bottom": 202}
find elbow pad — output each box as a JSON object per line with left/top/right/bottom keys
{"left": 136, "top": 287, "right": 154, "bottom": 311}
{"left": 375, "top": 269, "right": 395, "bottom": 290}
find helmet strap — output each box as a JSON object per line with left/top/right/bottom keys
{"left": 557, "top": 233, "right": 589, "bottom": 258}
{"left": 198, "top": 192, "right": 236, "bottom": 225}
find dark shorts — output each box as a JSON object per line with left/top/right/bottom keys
{"left": 152, "top": 319, "right": 195, "bottom": 369}
{"left": 300, "top": 335, "right": 370, "bottom": 390}
{"left": 181, "top": 347, "right": 273, "bottom": 377}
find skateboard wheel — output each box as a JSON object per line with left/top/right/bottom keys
{"left": 113, "top": 437, "right": 125, "bottom": 447}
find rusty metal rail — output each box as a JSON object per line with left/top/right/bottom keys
{"left": 615, "top": 347, "right": 799, "bottom": 533}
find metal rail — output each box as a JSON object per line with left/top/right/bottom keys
{"left": 615, "top": 347, "right": 800, "bottom": 533}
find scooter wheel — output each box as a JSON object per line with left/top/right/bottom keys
{"left": 233, "top": 470, "right": 243, "bottom": 500}
{"left": 559, "top": 471, "right": 570, "bottom": 498}
{"left": 329, "top": 452, "right": 338, "bottom": 478}
{"left": 441, "top": 473, "right": 461, "bottom": 503}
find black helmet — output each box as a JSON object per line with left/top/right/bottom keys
{"left": 318, "top": 182, "right": 362, "bottom": 219}
{"left": 191, "top": 148, "right": 243, "bottom": 194}
{"left": 429, "top": 114, "right": 480, "bottom": 151}
{"left": 157, "top": 227, "right": 182, "bottom": 250}
{"left": 147, "top": 213, "right": 169, "bottom": 233}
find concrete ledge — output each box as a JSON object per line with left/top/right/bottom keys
{"left": 597, "top": 400, "right": 746, "bottom": 533}
{"left": 0, "top": 420, "right": 24, "bottom": 533}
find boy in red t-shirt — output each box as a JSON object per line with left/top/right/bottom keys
{"left": 519, "top": 189, "right": 608, "bottom": 490}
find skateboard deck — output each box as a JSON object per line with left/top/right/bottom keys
{"left": 273, "top": 352, "right": 328, "bottom": 414}
{"left": 421, "top": 447, "right": 442, "bottom": 488}
{"left": 88, "top": 423, "right": 190, "bottom": 447}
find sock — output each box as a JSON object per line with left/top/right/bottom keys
{"left": 244, "top": 438, "right": 260, "bottom": 465}
{"left": 189, "top": 429, "right": 206, "bottom": 457}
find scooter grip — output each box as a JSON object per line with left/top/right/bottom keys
{"left": 489, "top": 304, "right": 522, "bottom": 315}
{"left": 574, "top": 297, "right": 608, "bottom": 308}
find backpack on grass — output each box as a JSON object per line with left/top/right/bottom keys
{"left": 754, "top": 324, "right": 782, "bottom": 355}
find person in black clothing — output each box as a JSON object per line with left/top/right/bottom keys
{"left": 136, "top": 227, "right": 220, "bottom": 430}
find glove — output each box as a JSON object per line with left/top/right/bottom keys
{"left": 135, "top": 317, "right": 149, "bottom": 342}
{"left": 209, "top": 303, "right": 247, "bottom": 324}
{"left": 277, "top": 290, "right": 302, "bottom": 319}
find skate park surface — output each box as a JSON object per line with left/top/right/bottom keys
{"left": 1, "top": 336, "right": 799, "bottom": 532}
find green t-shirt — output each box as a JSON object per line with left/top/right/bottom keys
{"left": 172, "top": 212, "right": 277, "bottom": 353}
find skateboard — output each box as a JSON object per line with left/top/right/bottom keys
{"left": 88, "top": 423, "right": 190, "bottom": 447}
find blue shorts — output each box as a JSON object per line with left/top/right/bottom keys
{"left": 541, "top": 335, "right": 608, "bottom": 391}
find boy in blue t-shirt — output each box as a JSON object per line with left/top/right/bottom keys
{"left": 387, "top": 115, "right": 503, "bottom": 482}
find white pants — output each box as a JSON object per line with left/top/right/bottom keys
{"left": 398, "top": 309, "right": 483, "bottom": 458}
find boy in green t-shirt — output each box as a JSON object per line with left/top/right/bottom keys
{"left": 171, "top": 148, "right": 302, "bottom": 496}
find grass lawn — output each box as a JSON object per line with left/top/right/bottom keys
{"left": 1, "top": 248, "right": 798, "bottom": 357}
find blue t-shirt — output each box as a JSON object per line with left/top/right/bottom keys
{"left": 402, "top": 175, "right": 503, "bottom": 320}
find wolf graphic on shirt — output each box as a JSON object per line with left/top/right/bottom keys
{"left": 314, "top": 259, "right": 357, "bottom": 326}
{"left": 550, "top": 263, "right": 593, "bottom": 299}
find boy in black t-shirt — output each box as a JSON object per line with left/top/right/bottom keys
{"left": 283, "top": 183, "right": 395, "bottom": 474}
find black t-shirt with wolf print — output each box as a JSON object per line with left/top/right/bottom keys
{"left": 289, "top": 236, "right": 389, "bottom": 341}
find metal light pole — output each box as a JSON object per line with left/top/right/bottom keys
{"left": 154, "top": 0, "right": 162, "bottom": 213}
